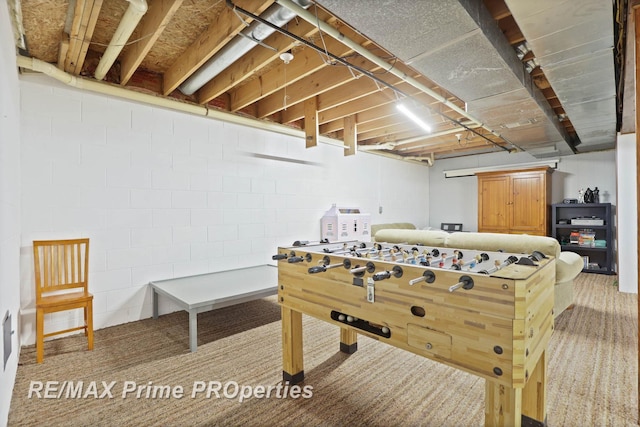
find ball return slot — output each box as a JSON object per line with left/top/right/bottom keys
{"left": 331, "top": 310, "right": 391, "bottom": 338}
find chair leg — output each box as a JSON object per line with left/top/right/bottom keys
{"left": 86, "top": 304, "right": 94, "bottom": 351}
{"left": 83, "top": 306, "right": 88, "bottom": 337}
{"left": 36, "top": 308, "right": 44, "bottom": 363}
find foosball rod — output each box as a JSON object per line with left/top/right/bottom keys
{"left": 478, "top": 255, "right": 519, "bottom": 275}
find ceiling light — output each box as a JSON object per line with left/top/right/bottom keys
{"left": 279, "top": 50, "right": 294, "bottom": 64}
{"left": 396, "top": 103, "right": 431, "bottom": 133}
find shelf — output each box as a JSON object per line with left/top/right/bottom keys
{"left": 561, "top": 245, "right": 607, "bottom": 252}
{"left": 581, "top": 268, "right": 616, "bottom": 275}
{"left": 552, "top": 203, "right": 614, "bottom": 275}
{"left": 554, "top": 224, "right": 607, "bottom": 230}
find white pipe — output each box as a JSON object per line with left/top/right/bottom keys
{"left": 95, "top": 0, "right": 148, "bottom": 80}
{"left": 358, "top": 143, "right": 397, "bottom": 151}
{"left": 275, "top": 0, "right": 505, "bottom": 140}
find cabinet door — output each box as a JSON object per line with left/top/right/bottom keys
{"left": 510, "top": 172, "right": 546, "bottom": 235}
{"left": 478, "top": 175, "right": 510, "bottom": 232}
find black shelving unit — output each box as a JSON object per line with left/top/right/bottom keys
{"left": 551, "top": 203, "right": 614, "bottom": 275}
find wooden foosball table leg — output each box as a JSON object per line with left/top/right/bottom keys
{"left": 340, "top": 327, "right": 358, "bottom": 354}
{"left": 484, "top": 350, "right": 547, "bottom": 427}
{"left": 522, "top": 350, "right": 547, "bottom": 425}
{"left": 282, "top": 306, "right": 304, "bottom": 384}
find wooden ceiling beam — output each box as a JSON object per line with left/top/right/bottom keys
{"left": 484, "top": 0, "right": 512, "bottom": 20}
{"left": 120, "top": 0, "right": 184, "bottom": 86}
{"left": 281, "top": 78, "right": 382, "bottom": 124}
{"left": 498, "top": 15, "right": 525, "bottom": 45}
{"left": 320, "top": 103, "right": 398, "bottom": 134}
{"left": 230, "top": 32, "right": 358, "bottom": 112}
{"left": 320, "top": 93, "right": 462, "bottom": 135}
{"left": 357, "top": 122, "right": 419, "bottom": 141}
{"left": 257, "top": 54, "right": 377, "bottom": 118}
{"left": 317, "top": 82, "right": 419, "bottom": 124}
{"left": 280, "top": 67, "right": 431, "bottom": 124}
{"left": 162, "top": 0, "right": 274, "bottom": 95}
{"left": 356, "top": 115, "right": 409, "bottom": 134}
{"left": 64, "top": 0, "right": 103, "bottom": 75}
{"left": 359, "top": 129, "right": 424, "bottom": 145}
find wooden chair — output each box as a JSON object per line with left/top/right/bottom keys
{"left": 33, "top": 238, "right": 93, "bottom": 363}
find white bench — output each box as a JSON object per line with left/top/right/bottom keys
{"left": 150, "top": 265, "right": 278, "bottom": 352}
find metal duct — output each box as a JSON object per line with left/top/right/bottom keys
{"left": 178, "top": 0, "right": 312, "bottom": 96}
{"left": 504, "top": 0, "right": 616, "bottom": 153}
{"left": 316, "top": 0, "right": 591, "bottom": 158}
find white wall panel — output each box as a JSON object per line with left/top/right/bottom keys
{"left": 0, "top": 2, "right": 22, "bottom": 422}
{"left": 616, "top": 133, "right": 637, "bottom": 293}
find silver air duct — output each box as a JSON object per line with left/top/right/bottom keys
{"left": 178, "top": 0, "right": 312, "bottom": 96}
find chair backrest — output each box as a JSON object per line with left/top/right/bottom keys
{"left": 33, "top": 238, "right": 90, "bottom": 299}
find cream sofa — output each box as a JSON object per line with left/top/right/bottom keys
{"left": 373, "top": 226, "right": 584, "bottom": 318}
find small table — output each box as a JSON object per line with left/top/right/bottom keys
{"left": 150, "top": 265, "right": 278, "bottom": 352}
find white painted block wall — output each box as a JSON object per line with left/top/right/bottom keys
{"left": 19, "top": 74, "right": 431, "bottom": 344}
{"left": 616, "top": 133, "right": 637, "bottom": 294}
{"left": 0, "top": 2, "right": 22, "bottom": 424}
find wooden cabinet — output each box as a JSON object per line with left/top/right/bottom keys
{"left": 477, "top": 167, "right": 552, "bottom": 236}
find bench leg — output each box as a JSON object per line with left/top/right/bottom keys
{"left": 189, "top": 310, "right": 198, "bottom": 352}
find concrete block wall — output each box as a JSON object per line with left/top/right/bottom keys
{"left": 1, "top": 2, "right": 22, "bottom": 424}
{"left": 19, "top": 74, "right": 430, "bottom": 344}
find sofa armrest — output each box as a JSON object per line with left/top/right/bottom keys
{"left": 556, "top": 251, "right": 584, "bottom": 283}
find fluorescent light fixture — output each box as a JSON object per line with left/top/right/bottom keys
{"left": 443, "top": 159, "right": 559, "bottom": 178}
{"left": 396, "top": 103, "right": 431, "bottom": 133}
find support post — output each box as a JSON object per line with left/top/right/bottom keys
{"left": 304, "top": 96, "right": 318, "bottom": 148}
{"left": 343, "top": 114, "right": 357, "bottom": 156}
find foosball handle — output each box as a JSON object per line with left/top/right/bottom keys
{"left": 408, "top": 270, "right": 436, "bottom": 286}
{"left": 288, "top": 253, "right": 312, "bottom": 263}
{"left": 373, "top": 265, "right": 403, "bottom": 281}
{"left": 448, "top": 275, "right": 474, "bottom": 292}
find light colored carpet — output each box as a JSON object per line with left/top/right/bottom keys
{"left": 8, "top": 273, "right": 637, "bottom": 426}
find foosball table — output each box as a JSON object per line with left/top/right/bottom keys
{"left": 273, "top": 240, "right": 555, "bottom": 427}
